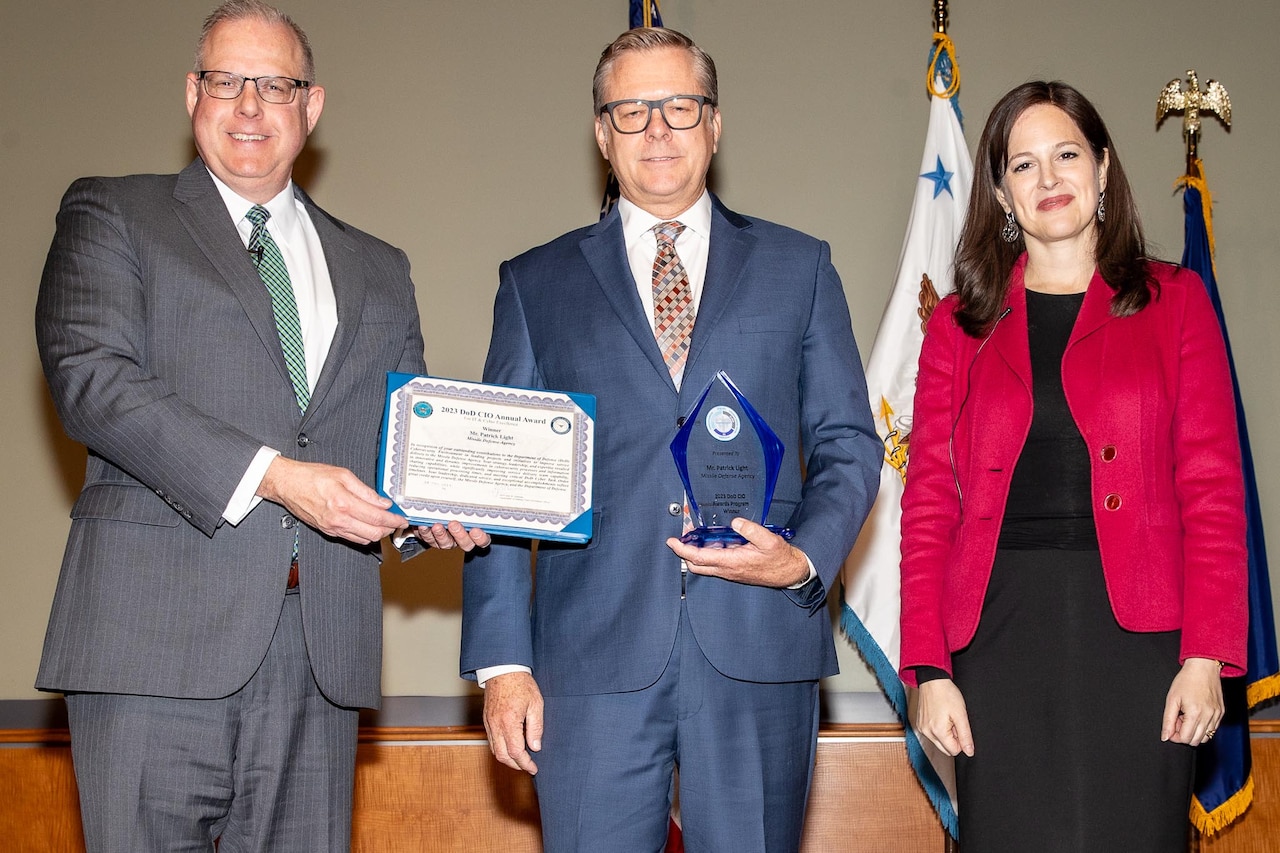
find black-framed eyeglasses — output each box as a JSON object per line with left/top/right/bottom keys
{"left": 599, "top": 95, "right": 715, "bottom": 134}
{"left": 198, "top": 70, "right": 311, "bottom": 104}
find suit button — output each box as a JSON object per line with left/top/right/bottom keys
{"left": 668, "top": 502, "right": 682, "bottom": 516}
{"left": 1100, "top": 445, "right": 1117, "bottom": 462}
{"left": 281, "top": 514, "right": 298, "bottom": 530}
{"left": 676, "top": 416, "right": 686, "bottom": 428}
{"left": 297, "top": 433, "right": 311, "bottom": 448}
{"left": 1104, "top": 494, "right": 1122, "bottom": 511}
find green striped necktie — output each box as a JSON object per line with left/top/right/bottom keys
{"left": 245, "top": 204, "right": 310, "bottom": 412}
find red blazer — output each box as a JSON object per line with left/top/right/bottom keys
{"left": 899, "top": 256, "right": 1248, "bottom": 685}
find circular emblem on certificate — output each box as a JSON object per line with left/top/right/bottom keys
{"left": 705, "top": 405, "right": 740, "bottom": 442}
{"left": 550, "top": 416, "right": 571, "bottom": 435}
{"left": 413, "top": 401, "right": 434, "bottom": 418}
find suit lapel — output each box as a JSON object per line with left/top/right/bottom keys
{"left": 579, "top": 209, "right": 674, "bottom": 388}
{"left": 172, "top": 161, "right": 295, "bottom": 396}
{"left": 300, "top": 189, "right": 365, "bottom": 420}
{"left": 685, "top": 197, "right": 754, "bottom": 382}
{"left": 1061, "top": 267, "right": 1122, "bottom": 430}
{"left": 990, "top": 255, "right": 1032, "bottom": 394}
{"left": 1067, "top": 267, "right": 1116, "bottom": 346}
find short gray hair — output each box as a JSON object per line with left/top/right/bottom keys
{"left": 592, "top": 28, "right": 717, "bottom": 114}
{"left": 194, "top": 0, "right": 315, "bottom": 82}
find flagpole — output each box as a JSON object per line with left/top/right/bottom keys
{"left": 936, "top": 9, "right": 957, "bottom": 845}
{"left": 930, "top": 8, "right": 961, "bottom": 853}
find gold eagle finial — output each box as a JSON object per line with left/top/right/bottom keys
{"left": 1156, "top": 70, "right": 1231, "bottom": 174}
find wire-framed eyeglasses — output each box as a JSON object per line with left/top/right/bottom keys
{"left": 198, "top": 70, "right": 311, "bottom": 104}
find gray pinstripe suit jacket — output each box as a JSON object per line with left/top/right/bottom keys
{"left": 35, "top": 159, "right": 426, "bottom": 709}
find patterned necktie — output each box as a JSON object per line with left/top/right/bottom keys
{"left": 652, "top": 221, "right": 695, "bottom": 388}
{"left": 246, "top": 205, "right": 310, "bottom": 412}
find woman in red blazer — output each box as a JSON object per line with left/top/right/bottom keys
{"left": 898, "top": 81, "right": 1247, "bottom": 852}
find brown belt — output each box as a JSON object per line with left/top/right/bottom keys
{"left": 287, "top": 559, "right": 299, "bottom": 590}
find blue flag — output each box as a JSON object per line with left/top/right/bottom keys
{"left": 1180, "top": 163, "right": 1280, "bottom": 834}
{"left": 630, "top": 0, "right": 663, "bottom": 28}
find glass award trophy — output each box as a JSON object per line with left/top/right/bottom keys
{"left": 670, "top": 370, "right": 794, "bottom": 546}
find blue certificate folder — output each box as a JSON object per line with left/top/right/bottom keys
{"left": 377, "top": 373, "right": 595, "bottom": 543}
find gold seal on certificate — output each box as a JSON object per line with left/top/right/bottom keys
{"left": 377, "top": 374, "right": 595, "bottom": 542}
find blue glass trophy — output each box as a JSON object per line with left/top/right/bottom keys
{"left": 670, "top": 370, "right": 794, "bottom": 546}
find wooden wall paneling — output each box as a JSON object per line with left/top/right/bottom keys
{"left": 801, "top": 726, "right": 948, "bottom": 852}
{"left": 353, "top": 730, "right": 541, "bottom": 852}
{"left": 0, "top": 732, "right": 83, "bottom": 853}
{"left": 2, "top": 719, "right": 1276, "bottom": 852}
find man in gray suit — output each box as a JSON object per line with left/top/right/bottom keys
{"left": 35, "top": 2, "right": 486, "bottom": 850}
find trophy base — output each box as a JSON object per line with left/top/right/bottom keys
{"left": 679, "top": 525, "right": 795, "bottom": 547}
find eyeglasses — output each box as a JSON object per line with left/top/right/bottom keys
{"left": 599, "top": 95, "right": 715, "bottom": 134}
{"left": 198, "top": 70, "right": 310, "bottom": 104}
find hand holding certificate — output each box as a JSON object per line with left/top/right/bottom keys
{"left": 378, "top": 374, "right": 595, "bottom": 543}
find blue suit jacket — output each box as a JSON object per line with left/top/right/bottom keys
{"left": 461, "top": 196, "right": 880, "bottom": 695}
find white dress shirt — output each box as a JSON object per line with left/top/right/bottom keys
{"left": 208, "top": 172, "right": 338, "bottom": 524}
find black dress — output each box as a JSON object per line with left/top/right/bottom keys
{"left": 950, "top": 290, "right": 1194, "bottom": 853}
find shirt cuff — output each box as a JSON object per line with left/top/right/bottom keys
{"left": 223, "top": 446, "right": 280, "bottom": 525}
{"left": 475, "top": 664, "right": 531, "bottom": 688}
{"left": 787, "top": 553, "right": 817, "bottom": 589}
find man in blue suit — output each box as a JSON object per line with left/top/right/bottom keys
{"left": 461, "top": 27, "right": 880, "bottom": 852}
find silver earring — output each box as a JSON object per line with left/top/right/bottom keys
{"left": 1096, "top": 191, "right": 1106, "bottom": 223}
{"left": 1001, "top": 210, "right": 1020, "bottom": 243}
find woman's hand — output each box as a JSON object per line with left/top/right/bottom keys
{"left": 1161, "top": 657, "right": 1224, "bottom": 746}
{"left": 915, "top": 679, "right": 976, "bottom": 757}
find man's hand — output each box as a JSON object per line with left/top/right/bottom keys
{"left": 665, "top": 517, "right": 810, "bottom": 588}
{"left": 1162, "top": 657, "right": 1225, "bottom": 746}
{"left": 412, "top": 521, "right": 491, "bottom": 552}
{"left": 257, "top": 456, "right": 405, "bottom": 545}
{"left": 483, "top": 671, "right": 544, "bottom": 775}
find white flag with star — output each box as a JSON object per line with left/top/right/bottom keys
{"left": 840, "top": 48, "right": 971, "bottom": 838}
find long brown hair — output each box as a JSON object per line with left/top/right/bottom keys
{"left": 953, "top": 81, "right": 1153, "bottom": 337}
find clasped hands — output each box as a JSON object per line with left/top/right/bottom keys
{"left": 258, "top": 456, "right": 489, "bottom": 550}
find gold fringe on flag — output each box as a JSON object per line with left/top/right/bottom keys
{"left": 1191, "top": 774, "right": 1255, "bottom": 836}
{"left": 1246, "top": 670, "right": 1280, "bottom": 707}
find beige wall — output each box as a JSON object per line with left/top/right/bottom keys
{"left": 3, "top": 0, "right": 1277, "bottom": 699}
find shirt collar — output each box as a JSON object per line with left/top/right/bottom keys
{"left": 617, "top": 190, "right": 712, "bottom": 245}
{"left": 207, "top": 170, "right": 299, "bottom": 235}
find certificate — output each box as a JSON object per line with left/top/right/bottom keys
{"left": 377, "top": 373, "right": 595, "bottom": 543}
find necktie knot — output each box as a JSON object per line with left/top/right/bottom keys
{"left": 245, "top": 205, "right": 271, "bottom": 228}
{"left": 654, "top": 220, "right": 686, "bottom": 247}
